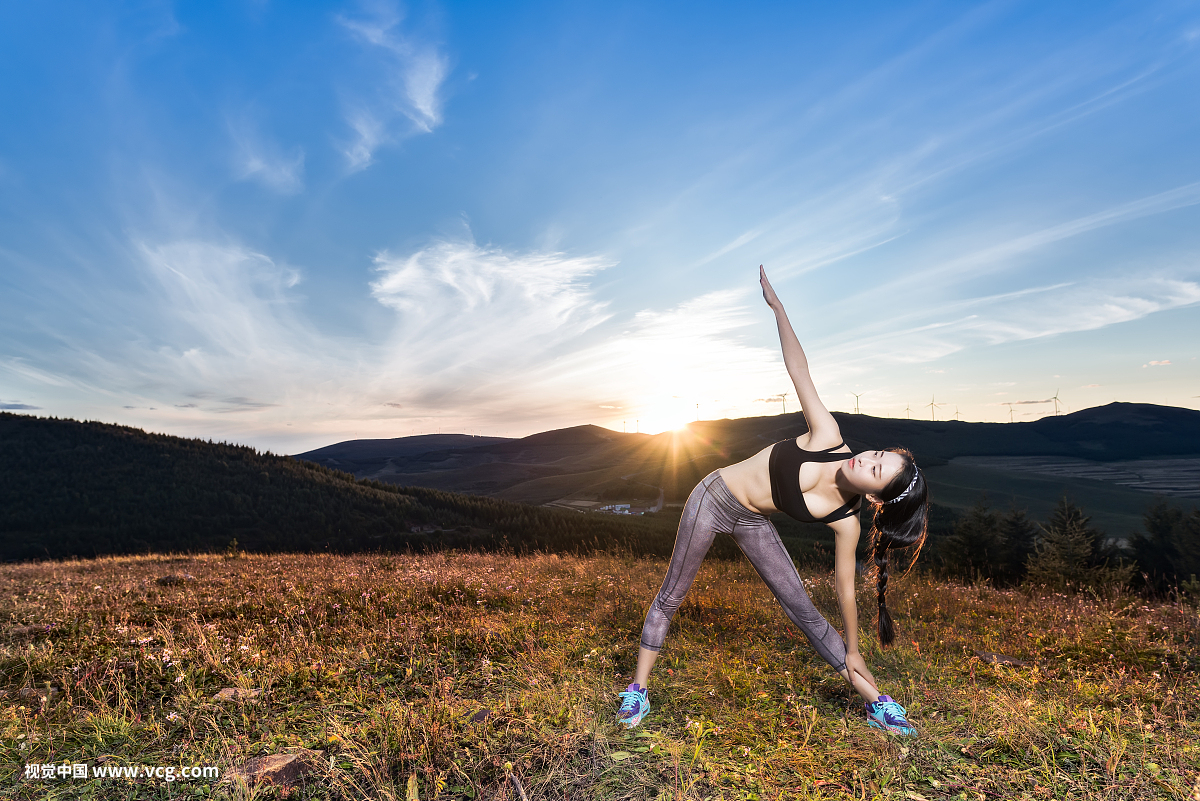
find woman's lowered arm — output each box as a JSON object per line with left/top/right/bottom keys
{"left": 830, "top": 514, "right": 879, "bottom": 697}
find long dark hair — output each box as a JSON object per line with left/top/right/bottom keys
{"left": 869, "top": 447, "right": 929, "bottom": 647}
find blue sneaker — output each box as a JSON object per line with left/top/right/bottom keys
{"left": 865, "top": 695, "right": 917, "bottom": 736}
{"left": 616, "top": 683, "right": 650, "bottom": 728}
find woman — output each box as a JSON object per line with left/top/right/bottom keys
{"left": 616, "top": 266, "right": 927, "bottom": 736}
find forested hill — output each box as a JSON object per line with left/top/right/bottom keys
{"left": 0, "top": 413, "right": 684, "bottom": 562}
{"left": 5, "top": 404, "right": 1197, "bottom": 561}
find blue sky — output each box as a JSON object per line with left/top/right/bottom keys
{"left": 2, "top": 1, "right": 1199, "bottom": 452}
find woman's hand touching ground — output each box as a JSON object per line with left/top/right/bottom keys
{"left": 843, "top": 652, "right": 881, "bottom": 701}
{"left": 759, "top": 265, "right": 782, "bottom": 310}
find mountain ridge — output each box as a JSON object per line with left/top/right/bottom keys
{"left": 294, "top": 402, "right": 1200, "bottom": 534}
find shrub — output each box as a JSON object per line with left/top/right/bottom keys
{"left": 1025, "top": 498, "right": 1133, "bottom": 592}
{"left": 936, "top": 497, "right": 1037, "bottom": 586}
{"left": 1129, "top": 499, "right": 1200, "bottom": 591}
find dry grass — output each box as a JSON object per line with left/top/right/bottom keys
{"left": 1, "top": 550, "right": 1198, "bottom": 800}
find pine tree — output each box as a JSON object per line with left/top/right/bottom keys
{"left": 1177, "top": 512, "right": 1200, "bottom": 580}
{"left": 1129, "top": 499, "right": 1185, "bottom": 589}
{"left": 997, "top": 505, "right": 1037, "bottom": 585}
{"left": 939, "top": 496, "right": 1004, "bottom": 583}
{"left": 1026, "top": 499, "right": 1134, "bottom": 592}
{"left": 1045, "top": 496, "right": 1115, "bottom": 561}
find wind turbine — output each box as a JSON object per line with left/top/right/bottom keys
{"left": 926, "top": 395, "right": 945, "bottom": 421}
{"left": 1002, "top": 402, "right": 1015, "bottom": 422}
{"left": 904, "top": 403, "right": 912, "bottom": 420}
{"left": 781, "top": 392, "right": 789, "bottom": 414}
{"left": 1051, "top": 389, "right": 1063, "bottom": 416}
{"left": 851, "top": 392, "right": 862, "bottom": 414}
{"left": 954, "top": 406, "right": 960, "bottom": 421}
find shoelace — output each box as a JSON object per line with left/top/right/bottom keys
{"left": 873, "top": 700, "right": 911, "bottom": 724}
{"left": 617, "top": 690, "right": 645, "bottom": 716}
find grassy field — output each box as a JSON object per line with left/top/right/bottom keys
{"left": 2, "top": 551, "right": 1198, "bottom": 800}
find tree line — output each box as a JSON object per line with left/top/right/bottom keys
{"left": 928, "top": 494, "right": 1200, "bottom": 596}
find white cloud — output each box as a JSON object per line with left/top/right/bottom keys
{"left": 228, "top": 117, "right": 305, "bottom": 194}
{"left": 902, "top": 182, "right": 1200, "bottom": 287}
{"left": 18, "top": 231, "right": 1199, "bottom": 448}
{"left": 336, "top": 3, "right": 449, "bottom": 170}
{"left": 138, "top": 241, "right": 306, "bottom": 370}
{"left": 19, "top": 234, "right": 794, "bottom": 444}
{"left": 817, "top": 274, "right": 1200, "bottom": 381}
{"left": 369, "top": 240, "right": 613, "bottom": 395}
{"left": 341, "top": 110, "right": 386, "bottom": 172}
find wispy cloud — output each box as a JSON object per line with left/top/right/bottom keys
{"left": 14, "top": 231, "right": 794, "bottom": 443}
{"left": 817, "top": 274, "right": 1200, "bottom": 380}
{"left": 341, "top": 110, "right": 386, "bottom": 172}
{"left": 228, "top": 115, "right": 305, "bottom": 194}
{"left": 336, "top": 2, "right": 449, "bottom": 170}
{"left": 649, "top": 5, "right": 1194, "bottom": 310}
{"left": 902, "top": 182, "right": 1200, "bottom": 288}
{"left": 369, "top": 239, "right": 613, "bottom": 398}
{"left": 0, "top": 401, "right": 41, "bottom": 410}
{"left": 215, "top": 396, "right": 280, "bottom": 413}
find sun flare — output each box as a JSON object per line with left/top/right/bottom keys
{"left": 635, "top": 403, "right": 696, "bottom": 435}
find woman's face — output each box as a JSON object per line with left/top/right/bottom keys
{"left": 842, "top": 450, "right": 906, "bottom": 497}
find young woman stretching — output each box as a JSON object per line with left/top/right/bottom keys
{"left": 616, "top": 266, "right": 928, "bottom": 736}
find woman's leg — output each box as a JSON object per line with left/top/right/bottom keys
{"left": 631, "top": 645, "right": 659, "bottom": 690}
{"left": 730, "top": 516, "right": 879, "bottom": 701}
{"left": 635, "top": 474, "right": 729, "bottom": 686}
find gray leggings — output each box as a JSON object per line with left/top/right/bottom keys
{"left": 639, "top": 470, "right": 848, "bottom": 672}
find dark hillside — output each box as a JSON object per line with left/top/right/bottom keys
{"left": 294, "top": 403, "right": 1200, "bottom": 537}
{"left": 307, "top": 403, "right": 1200, "bottom": 496}
{"left": 0, "top": 414, "right": 688, "bottom": 562}
{"left": 1025, "top": 403, "right": 1200, "bottom": 459}
{"left": 296, "top": 433, "right": 510, "bottom": 475}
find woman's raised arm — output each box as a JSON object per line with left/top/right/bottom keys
{"left": 759, "top": 265, "right": 840, "bottom": 447}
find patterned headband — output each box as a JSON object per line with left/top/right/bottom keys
{"left": 886, "top": 471, "right": 920, "bottom": 504}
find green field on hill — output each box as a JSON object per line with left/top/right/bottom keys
{"left": 920, "top": 462, "right": 1156, "bottom": 538}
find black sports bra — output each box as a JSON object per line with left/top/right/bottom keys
{"left": 768, "top": 439, "right": 861, "bottom": 524}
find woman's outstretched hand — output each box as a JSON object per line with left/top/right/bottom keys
{"left": 759, "top": 265, "right": 782, "bottom": 310}
{"left": 843, "top": 652, "right": 880, "bottom": 698}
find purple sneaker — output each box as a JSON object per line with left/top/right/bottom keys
{"left": 865, "top": 695, "right": 917, "bottom": 736}
{"left": 616, "top": 683, "right": 650, "bottom": 729}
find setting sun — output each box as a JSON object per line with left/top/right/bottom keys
{"left": 630, "top": 398, "right": 698, "bottom": 435}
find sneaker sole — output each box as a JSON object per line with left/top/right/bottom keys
{"left": 867, "top": 718, "right": 916, "bottom": 736}
{"left": 618, "top": 709, "right": 648, "bottom": 728}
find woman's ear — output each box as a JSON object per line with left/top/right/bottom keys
{"left": 865, "top": 493, "right": 882, "bottom": 505}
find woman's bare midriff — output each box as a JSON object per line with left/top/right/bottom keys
{"left": 720, "top": 438, "right": 855, "bottom": 519}
{"left": 717, "top": 445, "right": 777, "bottom": 514}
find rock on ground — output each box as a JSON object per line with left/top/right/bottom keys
{"left": 227, "top": 749, "right": 324, "bottom": 789}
